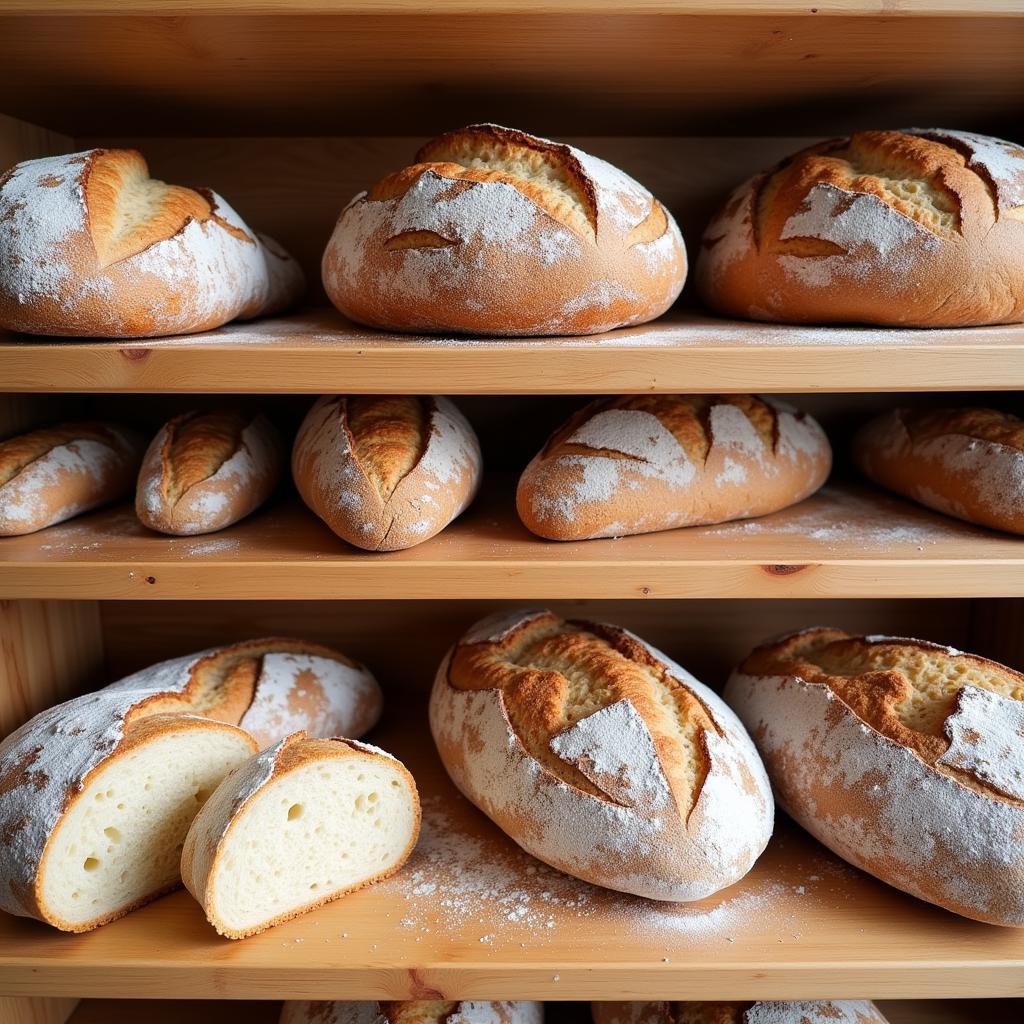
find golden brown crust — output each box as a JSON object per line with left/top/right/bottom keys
{"left": 347, "top": 396, "right": 429, "bottom": 501}
{"left": 891, "top": 406, "right": 1024, "bottom": 450}
{"left": 0, "top": 422, "right": 133, "bottom": 488}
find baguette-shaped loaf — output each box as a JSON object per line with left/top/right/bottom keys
{"left": 282, "top": 1002, "right": 543, "bottom": 1024}
{"left": 592, "top": 1002, "right": 889, "bottom": 1024}
{"left": 0, "top": 420, "right": 146, "bottom": 535}
{"left": 517, "top": 395, "right": 830, "bottom": 540}
{"left": 182, "top": 732, "right": 420, "bottom": 938}
{"left": 0, "top": 148, "right": 304, "bottom": 337}
{"left": 697, "top": 128, "right": 1024, "bottom": 327}
{"left": 725, "top": 629, "right": 1024, "bottom": 926}
{"left": 292, "top": 394, "right": 482, "bottom": 551}
{"left": 136, "top": 409, "right": 285, "bottom": 535}
{"left": 323, "top": 123, "right": 686, "bottom": 336}
{"left": 0, "top": 637, "right": 383, "bottom": 931}
{"left": 853, "top": 407, "right": 1024, "bottom": 535}
{"left": 430, "top": 609, "right": 773, "bottom": 901}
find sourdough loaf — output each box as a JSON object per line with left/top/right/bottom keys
{"left": 0, "top": 638, "right": 382, "bottom": 931}
{"left": 592, "top": 1002, "right": 889, "bottom": 1024}
{"left": 854, "top": 406, "right": 1024, "bottom": 535}
{"left": 697, "top": 129, "right": 1024, "bottom": 326}
{"left": 430, "top": 609, "right": 773, "bottom": 900}
{"left": 0, "top": 420, "right": 146, "bottom": 535}
{"left": 182, "top": 732, "right": 420, "bottom": 938}
{"left": 281, "top": 1002, "right": 543, "bottom": 1024}
{"left": 322, "top": 124, "right": 686, "bottom": 336}
{"left": 517, "top": 394, "right": 831, "bottom": 540}
{"left": 136, "top": 409, "right": 284, "bottom": 535}
{"left": 292, "top": 394, "right": 482, "bottom": 551}
{"left": 725, "top": 628, "right": 1024, "bottom": 926}
{"left": 0, "top": 148, "right": 304, "bottom": 337}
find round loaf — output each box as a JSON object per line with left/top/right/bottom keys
{"left": 725, "top": 628, "right": 1024, "bottom": 926}
{"left": 136, "top": 409, "right": 285, "bottom": 536}
{"left": 292, "top": 394, "right": 482, "bottom": 551}
{"left": 281, "top": 1002, "right": 544, "bottom": 1024}
{"left": 430, "top": 609, "right": 773, "bottom": 901}
{"left": 517, "top": 394, "right": 831, "bottom": 541}
{"left": 592, "top": 1003, "right": 888, "bottom": 1024}
{"left": 322, "top": 123, "right": 686, "bottom": 336}
{"left": 0, "top": 420, "right": 146, "bottom": 535}
{"left": 854, "top": 406, "right": 1024, "bottom": 535}
{"left": 0, "top": 148, "right": 304, "bottom": 337}
{"left": 697, "top": 128, "right": 1024, "bottom": 327}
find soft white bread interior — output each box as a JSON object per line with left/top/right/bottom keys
{"left": 182, "top": 733, "right": 421, "bottom": 938}
{"left": 281, "top": 1002, "right": 544, "bottom": 1024}
{"left": 591, "top": 1001, "right": 890, "bottom": 1024}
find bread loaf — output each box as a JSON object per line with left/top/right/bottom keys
{"left": 281, "top": 1002, "right": 543, "bottom": 1024}
{"left": 430, "top": 609, "right": 773, "bottom": 901}
{"left": 0, "top": 148, "right": 304, "bottom": 337}
{"left": 517, "top": 395, "right": 831, "bottom": 540}
{"left": 697, "top": 129, "right": 1024, "bottom": 327}
{"left": 0, "top": 637, "right": 382, "bottom": 931}
{"left": 592, "top": 1002, "right": 889, "bottom": 1024}
{"left": 0, "top": 421, "right": 146, "bottom": 535}
{"left": 292, "top": 394, "right": 482, "bottom": 551}
{"left": 136, "top": 409, "right": 285, "bottom": 536}
{"left": 322, "top": 124, "right": 686, "bottom": 336}
{"left": 181, "top": 732, "right": 420, "bottom": 938}
{"left": 854, "top": 406, "right": 1024, "bottom": 535}
{"left": 725, "top": 628, "right": 1024, "bottom": 926}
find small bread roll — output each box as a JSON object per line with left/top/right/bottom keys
{"left": 181, "top": 733, "right": 420, "bottom": 938}
{"left": 136, "top": 409, "right": 284, "bottom": 536}
{"left": 0, "top": 421, "right": 146, "bottom": 535}
{"left": 323, "top": 123, "right": 686, "bottom": 336}
{"left": 0, "top": 148, "right": 304, "bottom": 337}
{"left": 517, "top": 394, "right": 831, "bottom": 540}
{"left": 282, "top": 1002, "right": 543, "bottom": 1024}
{"left": 292, "top": 394, "right": 482, "bottom": 551}
{"left": 726, "top": 629, "right": 1024, "bottom": 926}
{"left": 854, "top": 407, "right": 1024, "bottom": 535}
{"left": 697, "top": 129, "right": 1024, "bottom": 327}
{"left": 592, "top": 1003, "right": 890, "bottom": 1024}
{"left": 430, "top": 609, "right": 773, "bottom": 901}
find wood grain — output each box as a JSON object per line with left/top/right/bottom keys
{"left": 0, "top": 997, "right": 78, "bottom": 1024}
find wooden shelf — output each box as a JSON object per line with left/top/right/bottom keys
{"left": 2, "top": 702, "right": 1024, "bottom": 1001}
{"left": 3, "top": 311, "right": 1024, "bottom": 395}
{"left": 2, "top": 481, "right": 1023, "bottom": 601}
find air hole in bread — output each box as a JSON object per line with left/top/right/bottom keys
{"left": 287, "top": 803, "right": 303, "bottom": 821}
{"left": 83, "top": 857, "right": 100, "bottom": 872}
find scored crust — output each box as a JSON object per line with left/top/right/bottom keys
{"left": 697, "top": 128, "right": 1024, "bottom": 327}
{"left": 517, "top": 394, "right": 831, "bottom": 540}
{"left": 591, "top": 1002, "right": 889, "bottom": 1024}
{"left": 322, "top": 123, "right": 686, "bottom": 336}
{"left": 430, "top": 609, "right": 773, "bottom": 901}
{"left": 853, "top": 406, "right": 1024, "bottom": 535}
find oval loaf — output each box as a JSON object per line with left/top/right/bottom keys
{"left": 592, "top": 1002, "right": 890, "bottom": 1024}
{"left": 136, "top": 409, "right": 285, "bottom": 536}
{"left": 430, "top": 609, "right": 773, "bottom": 901}
{"left": 182, "top": 732, "right": 421, "bottom": 938}
{"left": 292, "top": 394, "right": 482, "bottom": 551}
{"left": 322, "top": 123, "right": 686, "bottom": 336}
{"left": 0, "top": 148, "right": 304, "bottom": 337}
{"left": 854, "top": 406, "right": 1024, "bottom": 535}
{"left": 697, "top": 128, "right": 1024, "bottom": 327}
{"left": 0, "top": 420, "right": 146, "bottom": 535}
{"left": 281, "top": 1002, "right": 544, "bottom": 1024}
{"left": 725, "top": 628, "right": 1024, "bottom": 926}
{"left": 517, "top": 394, "right": 831, "bottom": 540}
{"left": 0, "top": 637, "right": 382, "bottom": 931}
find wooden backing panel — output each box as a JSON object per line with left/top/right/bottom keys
{"left": 0, "top": 997, "right": 78, "bottom": 1024}
{"left": 1, "top": 14, "right": 1022, "bottom": 138}
{"left": 4, "top": 482, "right": 1024, "bottom": 601}
{"left": 0, "top": 112, "right": 71, "bottom": 177}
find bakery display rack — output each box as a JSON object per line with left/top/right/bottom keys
{"left": 1, "top": 1, "right": 1023, "bottom": 1023}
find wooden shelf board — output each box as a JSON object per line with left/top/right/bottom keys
{"left": 2, "top": 704, "right": 1024, "bottom": 1000}
{"left": 2, "top": 481, "right": 1023, "bottom": 600}
{"left": 3, "top": 311, "right": 1024, "bottom": 395}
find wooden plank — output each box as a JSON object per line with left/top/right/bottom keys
{"left": 0, "top": 997, "right": 78, "bottom": 1024}
{"left": 5, "top": 310, "right": 1024, "bottom": 394}
{"left": 1, "top": 695, "right": 1023, "bottom": 1000}
{"left": 2, "top": 483, "right": 1024, "bottom": 601}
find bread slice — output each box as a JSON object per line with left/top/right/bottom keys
{"left": 182, "top": 732, "right": 421, "bottom": 938}
{"left": 281, "top": 1002, "right": 544, "bottom": 1024}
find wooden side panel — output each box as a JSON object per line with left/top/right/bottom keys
{"left": 0, "top": 111, "right": 71, "bottom": 173}
{"left": 0, "top": 998, "right": 78, "bottom": 1024}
